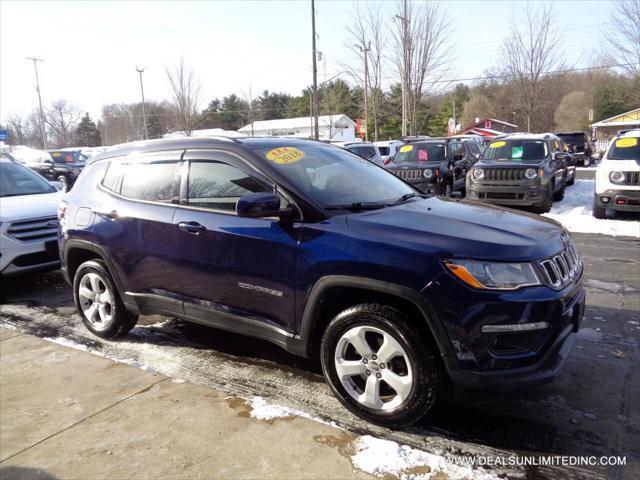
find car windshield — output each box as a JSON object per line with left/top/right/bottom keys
{"left": 394, "top": 143, "right": 447, "bottom": 163}
{"left": 253, "top": 144, "right": 416, "bottom": 209}
{"left": 378, "top": 146, "right": 390, "bottom": 155}
{"left": 50, "top": 151, "right": 87, "bottom": 164}
{"left": 482, "top": 139, "right": 548, "bottom": 162}
{"left": 0, "top": 160, "right": 56, "bottom": 197}
{"left": 608, "top": 136, "right": 640, "bottom": 160}
{"left": 557, "top": 134, "right": 586, "bottom": 146}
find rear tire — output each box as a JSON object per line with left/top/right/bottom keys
{"left": 56, "top": 175, "right": 68, "bottom": 192}
{"left": 592, "top": 197, "right": 606, "bottom": 219}
{"left": 566, "top": 171, "right": 575, "bottom": 186}
{"left": 73, "top": 260, "right": 138, "bottom": 339}
{"left": 320, "top": 303, "right": 442, "bottom": 427}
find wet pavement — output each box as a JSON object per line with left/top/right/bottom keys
{"left": 1, "top": 232, "right": 639, "bottom": 479}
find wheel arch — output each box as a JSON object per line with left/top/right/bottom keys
{"left": 63, "top": 240, "right": 127, "bottom": 297}
{"left": 298, "top": 276, "right": 455, "bottom": 366}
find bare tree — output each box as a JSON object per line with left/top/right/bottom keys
{"left": 391, "top": 0, "right": 451, "bottom": 136}
{"left": 167, "top": 58, "right": 201, "bottom": 136}
{"left": 45, "top": 99, "right": 81, "bottom": 147}
{"left": 344, "top": 3, "right": 386, "bottom": 141}
{"left": 6, "top": 114, "right": 29, "bottom": 145}
{"left": 501, "top": 2, "right": 563, "bottom": 132}
{"left": 601, "top": 0, "right": 640, "bottom": 100}
{"left": 554, "top": 90, "right": 591, "bottom": 131}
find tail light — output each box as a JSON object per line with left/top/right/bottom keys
{"left": 384, "top": 158, "right": 391, "bottom": 165}
{"left": 57, "top": 200, "right": 67, "bottom": 221}
{"left": 435, "top": 168, "right": 440, "bottom": 177}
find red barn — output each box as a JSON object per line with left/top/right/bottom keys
{"left": 459, "top": 118, "right": 519, "bottom": 138}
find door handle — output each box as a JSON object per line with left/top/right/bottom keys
{"left": 178, "top": 221, "right": 206, "bottom": 234}
{"left": 95, "top": 209, "right": 118, "bottom": 220}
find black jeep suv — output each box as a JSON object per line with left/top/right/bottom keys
{"left": 386, "top": 137, "right": 482, "bottom": 196}
{"left": 555, "top": 131, "right": 592, "bottom": 166}
{"left": 29, "top": 150, "right": 87, "bottom": 192}
{"left": 466, "top": 134, "right": 568, "bottom": 213}
{"left": 60, "top": 137, "right": 584, "bottom": 427}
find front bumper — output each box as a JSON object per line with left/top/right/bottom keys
{"left": 466, "top": 181, "right": 548, "bottom": 207}
{"left": 0, "top": 232, "right": 60, "bottom": 276}
{"left": 428, "top": 270, "right": 585, "bottom": 392}
{"left": 595, "top": 189, "right": 640, "bottom": 212}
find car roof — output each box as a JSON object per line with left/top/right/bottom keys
{"left": 88, "top": 136, "right": 342, "bottom": 163}
{"left": 491, "top": 133, "right": 552, "bottom": 141}
{"left": 554, "top": 131, "right": 586, "bottom": 136}
{"left": 618, "top": 129, "right": 640, "bottom": 138}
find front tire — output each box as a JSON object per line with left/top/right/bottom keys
{"left": 56, "top": 175, "right": 68, "bottom": 192}
{"left": 553, "top": 176, "right": 566, "bottom": 201}
{"left": 73, "top": 260, "right": 138, "bottom": 339}
{"left": 320, "top": 303, "right": 441, "bottom": 427}
{"left": 592, "top": 197, "right": 606, "bottom": 219}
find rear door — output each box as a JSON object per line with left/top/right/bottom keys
{"left": 93, "top": 150, "right": 185, "bottom": 311}
{"left": 172, "top": 149, "right": 299, "bottom": 332}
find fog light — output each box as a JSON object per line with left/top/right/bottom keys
{"left": 600, "top": 196, "right": 610, "bottom": 204}
{"left": 481, "top": 321, "right": 549, "bottom": 333}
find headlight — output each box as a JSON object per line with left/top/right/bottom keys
{"left": 445, "top": 260, "right": 540, "bottom": 290}
{"left": 472, "top": 168, "right": 484, "bottom": 180}
{"left": 525, "top": 168, "right": 537, "bottom": 179}
{"left": 609, "top": 171, "right": 625, "bottom": 183}
{"left": 423, "top": 169, "right": 433, "bottom": 179}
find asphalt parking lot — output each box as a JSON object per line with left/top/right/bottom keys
{"left": 1, "top": 231, "right": 638, "bottom": 479}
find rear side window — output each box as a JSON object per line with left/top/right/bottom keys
{"left": 187, "top": 160, "right": 270, "bottom": 212}
{"left": 120, "top": 162, "right": 179, "bottom": 202}
{"left": 102, "top": 159, "right": 124, "bottom": 192}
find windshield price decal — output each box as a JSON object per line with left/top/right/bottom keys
{"left": 266, "top": 147, "right": 305, "bottom": 164}
{"left": 512, "top": 146, "right": 523, "bottom": 158}
{"left": 615, "top": 138, "right": 638, "bottom": 148}
{"left": 399, "top": 145, "right": 413, "bottom": 153}
{"left": 489, "top": 141, "right": 506, "bottom": 148}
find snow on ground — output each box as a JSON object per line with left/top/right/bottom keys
{"left": 543, "top": 180, "right": 639, "bottom": 237}
{"left": 351, "top": 435, "right": 499, "bottom": 480}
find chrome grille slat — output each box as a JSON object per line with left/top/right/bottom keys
{"left": 538, "top": 236, "right": 582, "bottom": 289}
{"left": 623, "top": 171, "right": 640, "bottom": 185}
{"left": 6, "top": 216, "right": 59, "bottom": 243}
{"left": 484, "top": 168, "right": 525, "bottom": 182}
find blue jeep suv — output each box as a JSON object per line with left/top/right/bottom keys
{"left": 59, "top": 137, "right": 585, "bottom": 426}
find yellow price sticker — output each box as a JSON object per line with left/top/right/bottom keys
{"left": 615, "top": 137, "right": 638, "bottom": 148}
{"left": 266, "top": 147, "right": 305, "bottom": 164}
{"left": 51, "top": 152, "right": 61, "bottom": 157}
{"left": 489, "top": 141, "right": 506, "bottom": 148}
{"left": 399, "top": 145, "right": 413, "bottom": 153}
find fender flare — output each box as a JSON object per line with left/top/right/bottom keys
{"left": 296, "top": 275, "right": 456, "bottom": 366}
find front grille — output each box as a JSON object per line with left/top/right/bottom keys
{"left": 6, "top": 216, "right": 59, "bottom": 242}
{"left": 484, "top": 168, "right": 525, "bottom": 182}
{"left": 539, "top": 238, "right": 581, "bottom": 289}
{"left": 624, "top": 171, "right": 640, "bottom": 185}
{"left": 392, "top": 169, "right": 424, "bottom": 181}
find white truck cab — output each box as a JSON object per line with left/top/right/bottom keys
{"left": 593, "top": 129, "right": 640, "bottom": 218}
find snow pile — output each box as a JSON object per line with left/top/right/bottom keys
{"left": 351, "top": 435, "right": 499, "bottom": 479}
{"left": 248, "top": 396, "right": 296, "bottom": 420}
{"left": 543, "top": 180, "right": 639, "bottom": 237}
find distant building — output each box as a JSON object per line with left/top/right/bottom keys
{"left": 239, "top": 114, "right": 356, "bottom": 142}
{"left": 590, "top": 108, "right": 640, "bottom": 140}
{"left": 459, "top": 118, "right": 519, "bottom": 137}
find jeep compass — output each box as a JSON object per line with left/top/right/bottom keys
{"left": 59, "top": 137, "right": 585, "bottom": 426}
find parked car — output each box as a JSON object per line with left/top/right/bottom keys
{"left": 561, "top": 140, "right": 577, "bottom": 186}
{"left": 7, "top": 146, "right": 52, "bottom": 166}
{"left": 59, "top": 137, "right": 584, "bottom": 427}
{"left": 386, "top": 137, "right": 482, "bottom": 196}
{"left": 593, "top": 129, "right": 640, "bottom": 218}
{"left": 342, "top": 142, "right": 384, "bottom": 167}
{"left": 554, "top": 131, "right": 592, "bottom": 166}
{"left": 28, "top": 150, "right": 87, "bottom": 192}
{"left": 0, "top": 153, "right": 62, "bottom": 276}
{"left": 466, "top": 134, "right": 568, "bottom": 213}
{"left": 374, "top": 140, "right": 404, "bottom": 164}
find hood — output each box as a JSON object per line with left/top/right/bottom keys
{"left": 475, "top": 160, "right": 543, "bottom": 168}
{"left": 345, "top": 197, "right": 564, "bottom": 261}
{"left": 0, "top": 191, "right": 63, "bottom": 223}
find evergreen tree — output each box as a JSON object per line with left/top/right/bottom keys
{"left": 256, "top": 91, "right": 291, "bottom": 120}
{"left": 198, "top": 99, "right": 223, "bottom": 129}
{"left": 219, "top": 95, "right": 248, "bottom": 130}
{"left": 74, "top": 113, "right": 102, "bottom": 146}
{"left": 147, "top": 111, "right": 164, "bottom": 139}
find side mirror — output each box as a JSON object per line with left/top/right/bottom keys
{"left": 43, "top": 159, "right": 54, "bottom": 166}
{"left": 236, "top": 192, "right": 282, "bottom": 218}
{"left": 554, "top": 152, "right": 564, "bottom": 161}
{"left": 592, "top": 152, "right": 601, "bottom": 160}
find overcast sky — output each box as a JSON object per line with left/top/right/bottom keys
{"left": 0, "top": 0, "right": 612, "bottom": 124}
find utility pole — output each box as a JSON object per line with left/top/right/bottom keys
{"left": 26, "top": 57, "right": 47, "bottom": 149}
{"left": 395, "top": 0, "right": 409, "bottom": 137}
{"left": 311, "top": 0, "right": 319, "bottom": 140}
{"left": 356, "top": 42, "right": 370, "bottom": 141}
{"left": 136, "top": 66, "right": 148, "bottom": 140}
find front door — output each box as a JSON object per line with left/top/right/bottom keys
{"left": 172, "top": 149, "right": 299, "bottom": 333}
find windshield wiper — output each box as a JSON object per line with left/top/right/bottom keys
{"left": 391, "top": 193, "right": 427, "bottom": 205}
{"left": 325, "top": 202, "right": 388, "bottom": 212}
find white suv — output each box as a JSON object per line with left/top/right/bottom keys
{"left": 593, "top": 129, "right": 640, "bottom": 218}
{"left": 0, "top": 154, "right": 63, "bottom": 275}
